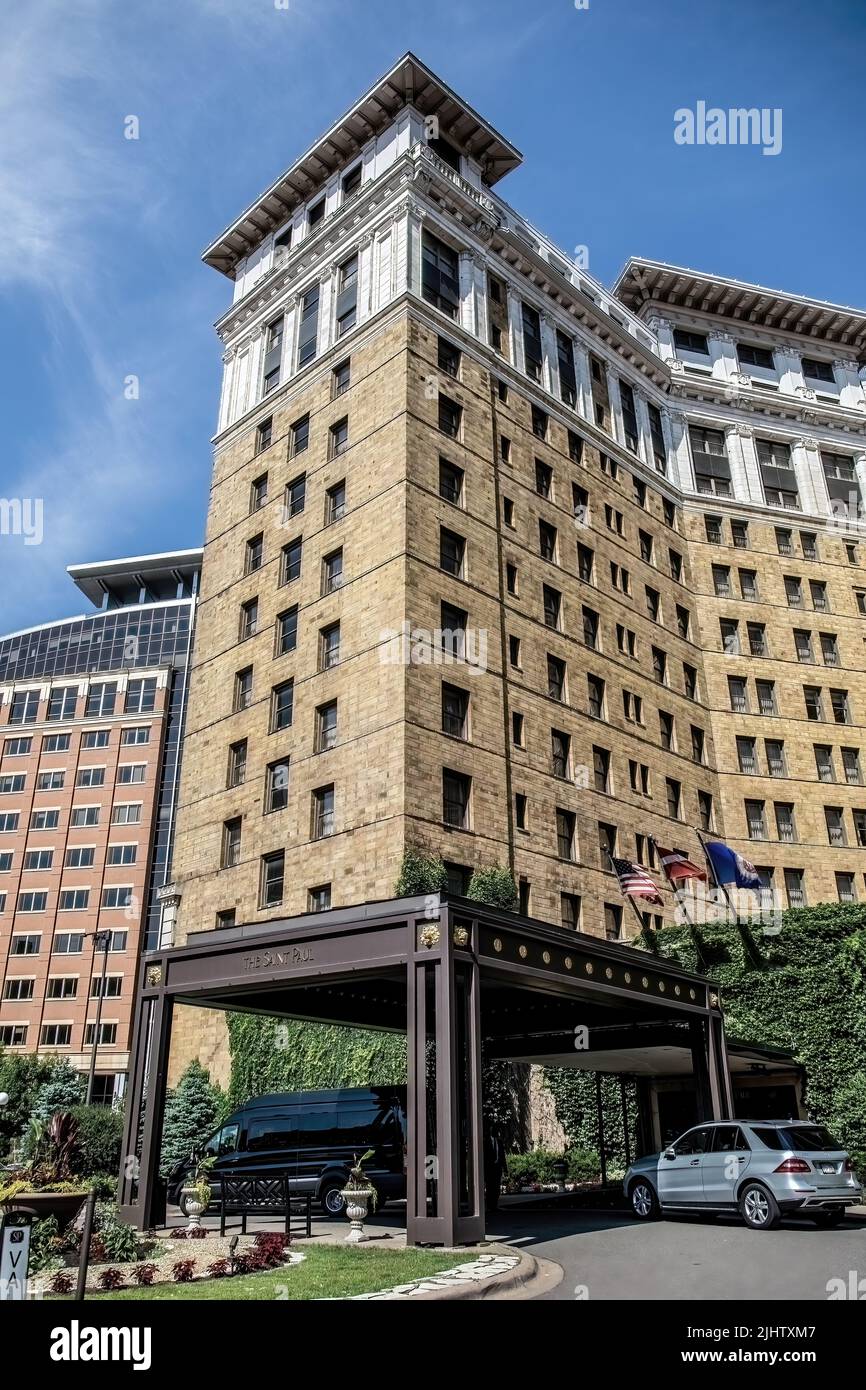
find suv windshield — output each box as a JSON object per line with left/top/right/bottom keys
{"left": 751, "top": 1125, "right": 840, "bottom": 1152}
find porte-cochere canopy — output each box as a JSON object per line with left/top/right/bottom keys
{"left": 119, "top": 893, "right": 732, "bottom": 1245}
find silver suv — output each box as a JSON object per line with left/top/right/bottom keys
{"left": 624, "top": 1120, "right": 862, "bottom": 1231}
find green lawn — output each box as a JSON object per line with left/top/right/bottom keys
{"left": 75, "top": 1246, "right": 461, "bottom": 1301}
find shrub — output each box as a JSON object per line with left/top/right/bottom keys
{"left": 466, "top": 866, "right": 518, "bottom": 911}
{"left": 68, "top": 1106, "right": 123, "bottom": 1178}
{"left": 95, "top": 1204, "right": 140, "bottom": 1263}
{"left": 566, "top": 1148, "right": 601, "bottom": 1184}
{"left": 49, "top": 1271, "right": 74, "bottom": 1295}
{"left": 171, "top": 1227, "right": 189, "bottom": 1240}
{"left": 0, "top": 1051, "right": 54, "bottom": 1157}
{"left": 131, "top": 1263, "right": 158, "bottom": 1286}
{"left": 186, "top": 1225, "right": 207, "bottom": 1239}
{"left": 172, "top": 1258, "right": 196, "bottom": 1283}
{"left": 505, "top": 1148, "right": 562, "bottom": 1186}
{"left": 31, "top": 1059, "right": 85, "bottom": 1125}
{"left": 231, "top": 1252, "right": 253, "bottom": 1275}
{"left": 97, "top": 1268, "right": 125, "bottom": 1291}
{"left": 85, "top": 1173, "right": 118, "bottom": 1200}
{"left": 207, "top": 1258, "right": 231, "bottom": 1278}
{"left": 88, "top": 1234, "right": 107, "bottom": 1263}
{"left": 830, "top": 1073, "right": 866, "bottom": 1156}
{"left": 28, "top": 1215, "right": 60, "bottom": 1274}
{"left": 253, "top": 1231, "right": 291, "bottom": 1265}
{"left": 159, "top": 1062, "right": 226, "bottom": 1177}
{"left": 394, "top": 848, "right": 447, "bottom": 898}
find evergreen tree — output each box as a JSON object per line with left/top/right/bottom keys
{"left": 159, "top": 1061, "right": 226, "bottom": 1176}
{"left": 32, "top": 1057, "right": 85, "bottom": 1122}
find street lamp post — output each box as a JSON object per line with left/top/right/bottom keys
{"left": 86, "top": 930, "right": 112, "bottom": 1106}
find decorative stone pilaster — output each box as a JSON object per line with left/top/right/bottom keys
{"left": 730, "top": 424, "right": 763, "bottom": 503}
{"left": 572, "top": 340, "right": 594, "bottom": 423}
{"left": 791, "top": 436, "right": 825, "bottom": 515}
{"left": 458, "top": 250, "right": 476, "bottom": 338}
{"left": 667, "top": 409, "right": 694, "bottom": 491}
{"left": 775, "top": 346, "right": 804, "bottom": 396}
{"left": 540, "top": 314, "right": 559, "bottom": 400}
{"left": 605, "top": 367, "right": 624, "bottom": 449}
{"left": 472, "top": 253, "right": 488, "bottom": 345}
{"left": 708, "top": 330, "right": 739, "bottom": 381}
{"left": 647, "top": 314, "right": 675, "bottom": 361}
{"left": 506, "top": 285, "right": 525, "bottom": 375}
{"left": 834, "top": 358, "right": 864, "bottom": 409}
{"left": 636, "top": 393, "right": 655, "bottom": 469}
{"left": 723, "top": 424, "right": 752, "bottom": 502}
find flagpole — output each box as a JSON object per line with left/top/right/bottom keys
{"left": 652, "top": 837, "right": 708, "bottom": 971}
{"left": 649, "top": 836, "right": 694, "bottom": 926}
{"left": 607, "top": 851, "right": 659, "bottom": 935}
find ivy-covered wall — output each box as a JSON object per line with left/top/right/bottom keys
{"left": 545, "top": 903, "right": 866, "bottom": 1163}
{"left": 226, "top": 1015, "right": 406, "bottom": 1110}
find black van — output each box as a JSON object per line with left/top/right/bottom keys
{"left": 167, "top": 1085, "right": 407, "bottom": 1217}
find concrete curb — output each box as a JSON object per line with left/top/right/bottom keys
{"left": 350, "top": 1244, "right": 559, "bottom": 1301}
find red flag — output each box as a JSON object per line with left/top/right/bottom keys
{"left": 654, "top": 844, "right": 707, "bottom": 884}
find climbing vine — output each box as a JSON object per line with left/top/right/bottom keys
{"left": 226, "top": 1015, "right": 406, "bottom": 1111}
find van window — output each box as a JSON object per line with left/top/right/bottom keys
{"left": 247, "top": 1116, "right": 298, "bottom": 1152}
{"left": 338, "top": 1101, "right": 402, "bottom": 1149}
{"left": 296, "top": 1105, "right": 339, "bottom": 1145}
{"left": 202, "top": 1122, "right": 239, "bottom": 1158}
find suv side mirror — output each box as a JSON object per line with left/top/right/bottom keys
{"left": 663, "top": 1148, "right": 676, "bottom": 1161}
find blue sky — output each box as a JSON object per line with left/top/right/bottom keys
{"left": 2, "top": 0, "right": 865, "bottom": 633}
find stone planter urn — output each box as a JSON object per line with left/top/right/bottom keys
{"left": 181, "top": 1186, "right": 207, "bottom": 1231}
{"left": 340, "top": 1186, "right": 374, "bottom": 1243}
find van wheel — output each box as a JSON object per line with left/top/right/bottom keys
{"left": 320, "top": 1182, "right": 347, "bottom": 1217}
{"left": 739, "top": 1182, "right": 781, "bottom": 1231}
{"left": 178, "top": 1193, "right": 191, "bottom": 1218}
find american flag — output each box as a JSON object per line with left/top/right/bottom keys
{"left": 610, "top": 857, "right": 663, "bottom": 905}
{"left": 653, "top": 844, "right": 707, "bottom": 884}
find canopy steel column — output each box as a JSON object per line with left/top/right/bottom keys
{"left": 406, "top": 904, "right": 484, "bottom": 1246}
{"left": 118, "top": 960, "right": 173, "bottom": 1227}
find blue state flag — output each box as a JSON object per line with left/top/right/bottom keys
{"left": 704, "top": 840, "right": 761, "bottom": 890}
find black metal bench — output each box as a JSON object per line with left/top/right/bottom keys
{"left": 218, "top": 1173, "right": 313, "bottom": 1237}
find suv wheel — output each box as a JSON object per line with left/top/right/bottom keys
{"left": 320, "top": 1181, "right": 348, "bottom": 1217}
{"left": 629, "top": 1178, "right": 659, "bottom": 1220}
{"left": 739, "top": 1182, "right": 781, "bottom": 1231}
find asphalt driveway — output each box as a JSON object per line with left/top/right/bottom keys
{"left": 486, "top": 1205, "right": 866, "bottom": 1300}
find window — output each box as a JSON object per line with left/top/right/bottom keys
{"left": 745, "top": 799, "right": 766, "bottom": 839}
{"left": 652, "top": 646, "right": 667, "bottom": 684}
{"left": 842, "top": 748, "right": 862, "bottom": 785}
{"left": 622, "top": 689, "right": 642, "bottom": 724}
{"left": 90, "top": 975, "right": 122, "bottom": 998}
{"left": 522, "top": 303, "right": 543, "bottom": 382}
{"left": 512, "top": 711, "right": 525, "bottom": 747}
{"left": 674, "top": 328, "right": 709, "bottom": 355}
{"left": 499, "top": 435, "right": 511, "bottom": 463}
{"left": 322, "top": 549, "right": 343, "bottom": 595}
{"left": 291, "top": 413, "right": 310, "bottom": 456}
{"left": 111, "top": 804, "right": 141, "bottom": 826}
{"left": 329, "top": 418, "right": 349, "bottom": 458}
{"left": 616, "top": 625, "right": 636, "bottom": 658}
{"left": 666, "top": 778, "right": 682, "bottom": 819}
{"left": 276, "top": 606, "right": 298, "bottom": 657}
{"left": 551, "top": 729, "right": 571, "bottom": 779}
{"left": 421, "top": 232, "right": 459, "bottom": 317}
{"left": 604, "top": 904, "right": 622, "bottom": 942}
{"left": 776, "top": 527, "right": 793, "bottom": 556}
{"left": 801, "top": 532, "right": 818, "bottom": 561}
{"left": 531, "top": 405, "right": 548, "bottom": 440}
{"left": 9, "top": 690, "right": 40, "bottom": 724}
{"left": 508, "top": 634, "right": 521, "bottom": 668}
{"left": 676, "top": 605, "right": 691, "bottom": 640}
{"left": 107, "top": 844, "right": 137, "bottom": 866}
{"left": 577, "top": 544, "right": 594, "bottom": 583}
{"left": 804, "top": 686, "right": 823, "bottom": 721}
{"left": 234, "top": 667, "right": 253, "bottom": 712}
{"left": 698, "top": 790, "right": 714, "bottom": 832}
{"left": 547, "top": 655, "right": 566, "bottom": 702}
{"left": 240, "top": 598, "right": 258, "bottom": 641}
{"left": 810, "top": 580, "right": 829, "bottom": 612}
{"left": 85, "top": 683, "right": 116, "bottom": 718}
{"left": 567, "top": 429, "right": 583, "bottom": 463}
{"left": 803, "top": 357, "right": 835, "bottom": 384}
{"left": 820, "top": 633, "right": 839, "bottom": 667}
{"left": 814, "top": 745, "right": 834, "bottom": 782}
{"left": 648, "top": 403, "right": 666, "bottom": 472}
{"left": 582, "top": 606, "right": 599, "bottom": 651}
{"left": 41, "top": 1024, "right": 72, "bottom": 1048}
{"left": 728, "top": 676, "right": 748, "bottom": 713}
{"left": 3, "top": 736, "right": 32, "bottom": 755}
{"left": 639, "top": 529, "right": 653, "bottom": 564}
{"left": 748, "top": 623, "right": 768, "bottom": 658}
{"left": 437, "top": 336, "right": 460, "bottom": 379}
{"left": 260, "top": 851, "right": 285, "bottom": 908}
{"left": 825, "top": 807, "right": 846, "bottom": 846}
{"left": 659, "top": 710, "right": 675, "bottom": 752}
{"left": 11, "top": 934, "right": 41, "bottom": 955}
{"left": 604, "top": 504, "right": 624, "bottom": 535}
{"left": 645, "top": 586, "right": 661, "bottom": 622}
{"left": 47, "top": 686, "right": 77, "bottom": 721}
{"left": 307, "top": 196, "right": 325, "bottom": 227}
{"left": 670, "top": 549, "right": 683, "bottom": 581}
{"left": 831, "top": 689, "right": 851, "bottom": 724}
{"left": 629, "top": 761, "right": 650, "bottom": 795}
{"left": 737, "top": 736, "right": 758, "bottom": 774}
{"left": 315, "top": 700, "right": 338, "bottom": 753}
{"left": 555, "top": 331, "right": 577, "bottom": 407}
{"left": 58, "top": 889, "right": 89, "bottom": 911}
{"left": 54, "top": 933, "right": 84, "bottom": 955}
{"left": 690, "top": 427, "right": 731, "bottom": 496}
{"left": 121, "top": 727, "right": 149, "bottom": 746}
{"left": 794, "top": 630, "right": 813, "bottom": 663}
{"left": 561, "top": 894, "right": 581, "bottom": 930}
{"left": 619, "top": 381, "right": 639, "bottom": 452}
{"left": 76, "top": 767, "right": 104, "bottom": 789}
{"left": 757, "top": 438, "right": 799, "bottom": 508}
{"left": 438, "top": 394, "right": 461, "bottom": 438}
{"left": 514, "top": 793, "right": 527, "bottom": 831}
{"left": 309, "top": 884, "right": 332, "bottom": 913}
{"left": 335, "top": 253, "right": 358, "bottom": 337}
{"left": 284, "top": 475, "right": 306, "bottom": 521}
{"left": 216, "top": 909, "right": 237, "bottom": 930}
{"left": 600, "top": 453, "right": 618, "bottom": 480}
{"left": 539, "top": 520, "right": 558, "bottom": 563}
{"left": 756, "top": 680, "right": 777, "bottom": 716}
{"left": 712, "top": 565, "right": 731, "bottom": 598}
{"left": 836, "top": 872, "right": 856, "bottom": 904}
{"left": 17, "top": 890, "right": 47, "bottom": 913}
{"left": 101, "top": 885, "right": 133, "bottom": 909}
{"left": 587, "top": 675, "right": 606, "bottom": 720}
{"left": 784, "top": 575, "right": 803, "bottom": 607}
{"left": 738, "top": 343, "right": 775, "bottom": 370}
{"left": 506, "top": 562, "right": 518, "bottom": 596}
{"left": 71, "top": 806, "right": 99, "bottom": 827}
{"left": 279, "top": 539, "right": 302, "bottom": 587}
{"left": 266, "top": 759, "right": 290, "bottom": 813}
{"left": 440, "top": 527, "right": 466, "bottom": 578}
{"left": 775, "top": 803, "right": 796, "bottom": 842}
{"left": 0, "top": 1025, "right": 27, "bottom": 1046}
{"left": 439, "top": 458, "right": 464, "bottom": 505}
{"left": 691, "top": 726, "right": 705, "bottom": 764}
{"left": 342, "top": 162, "right": 362, "bottom": 200}
{"left": 228, "top": 740, "right": 247, "bottom": 788}
{"left": 271, "top": 681, "right": 294, "bottom": 732}
{"left": 441, "top": 683, "right": 469, "bottom": 740}
{"left": 598, "top": 823, "right": 618, "bottom": 858}
{"left": 319, "top": 622, "right": 340, "bottom": 670}
{"left": 443, "top": 770, "right": 470, "bottom": 828}
{"left": 255, "top": 417, "right": 272, "bottom": 454}
{"left": 0, "top": 773, "right": 25, "bottom": 793}
{"left": 855, "top": 810, "right": 866, "bottom": 848}
{"left": 24, "top": 849, "right": 53, "bottom": 870}
{"left": 262, "top": 315, "right": 284, "bottom": 393}
{"left": 297, "top": 285, "right": 319, "bottom": 367}
{"left": 312, "top": 785, "right": 335, "bottom": 839}
{"left": 518, "top": 878, "right": 531, "bottom": 915}
{"left": 593, "top": 746, "right": 610, "bottom": 793}
{"left": 333, "top": 359, "right": 351, "bottom": 398}
{"left": 556, "top": 809, "right": 576, "bottom": 861}
{"left": 222, "top": 819, "right": 241, "bottom": 869}
{"left": 542, "top": 585, "right": 562, "bottom": 630}
{"left": 3, "top": 979, "right": 34, "bottom": 1001}
{"left": 705, "top": 515, "right": 722, "bottom": 544}
{"left": 739, "top": 569, "right": 757, "bottom": 601}
{"left": 765, "top": 739, "right": 786, "bottom": 777}
{"left": 822, "top": 452, "right": 861, "bottom": 517}
{"left": 533, "top": 460, "right": 553, "bottom": 501}
{"left": 732, "top": 521, "right": 749, "bottom": 549}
